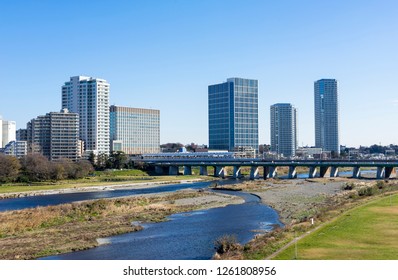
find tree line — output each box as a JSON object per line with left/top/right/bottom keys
{"left": 0, "top": 154, "right": 94, "bottom": 183}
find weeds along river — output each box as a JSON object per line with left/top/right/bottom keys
{"left": 41, "top": 190, "right": 283, "bottom": 260}
{"left": 0, "top": 180, "right": 283, "bottom": 260}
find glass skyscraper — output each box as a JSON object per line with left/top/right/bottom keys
{"left": 110, "top": 105, "right": 160, "bottom": 155}
{"left": 208, "top": 77, "right": 258, "bottom": 153}
{"left": 270, "top": 103, "right": 297, "bottom": 157}
{"left": 314, "top": 79, "right": 340, "bottom": 155}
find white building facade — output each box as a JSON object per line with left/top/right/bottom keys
{"left": 0, "top": 117, "right": 16, "bottom": 148}
{"left": 62, "top": 76, "right": 110, "bottom": 155}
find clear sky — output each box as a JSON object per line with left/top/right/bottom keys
{"left": 1, "top": 0, "right": 397, "bottom": 148}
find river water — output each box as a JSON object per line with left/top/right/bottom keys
{"left": 41, "top": 191, "right": 283, "bottom": 260}
{"left": 0, "top": 180, "right": 283, "bottom": 260}
{"left": 0, "top": 181, "right": 215, "bottom": 212}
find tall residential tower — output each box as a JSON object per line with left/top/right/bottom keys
{"left": 314, "top": 79, "right": 340, "bottom": 155}
{"left": 270, "top": 103, "right": 297, "bottom": 158}
{"left": 62, "top": 76, "right": 110, "bottom": 154}
{"left": 208, "top": 78, "right": 258, "bottom": 153}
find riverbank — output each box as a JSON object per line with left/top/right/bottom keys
{"left": 213, "top": 178, "right": 398, "bottom": 259}
{"left": 0, "top": 177, "right": 211, "bottom": 199}
{"left": 0, "top": 188, "right": 243, "bottom": 259}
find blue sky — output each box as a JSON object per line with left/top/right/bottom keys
{"left": 1, "top": 0, "right": 397, "bottom": 147}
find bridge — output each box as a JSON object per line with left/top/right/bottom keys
{"left": 142, "top": 159, "right": 398, "bottom": 180}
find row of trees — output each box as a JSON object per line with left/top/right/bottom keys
{"left": 88, "top": 151, "right": 133, "bottom": 170}
{"left": 0, "top": 154, "right": 94, "bottom": 183}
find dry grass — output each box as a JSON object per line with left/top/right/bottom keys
{"left": 0, "top": 190, "right": 222, "bottom": 259}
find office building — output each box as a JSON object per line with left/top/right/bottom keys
{"left": 270, "top": 103, "right": 297, "bottom": 157}
{"left": 62, "top": 76, "right": 110, "bottom": 154}
{"left": 314, "top": 79, "right": 340, "bottom": 155}
{"left": 0, "top": 117, "right": 16, "bottom": 148}
{"left": 208, "top": 77, "right": 259, "bottom": 153}
{"left": 110, "top": 105, "right": 160, "bottom": 154}
{"left": 27, "top": 109, "right": 80, "bottom": 160}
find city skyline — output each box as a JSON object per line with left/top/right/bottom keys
{"left": 1, "top": 1, "right": 397, "bottom": 147}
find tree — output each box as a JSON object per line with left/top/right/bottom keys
{"left": 106, "top": 151, "right": 128, "bottom": 169}
{"left": 20, "top": 154, "right": 51, "bottom": 181}
{"left": 95, "top": 152, "right": 109, "bottom": 170}
{"left": 0, "top": 154, "right": 21, "bottom": 183}
{"left": 74, "top": 160, "right": 94, "bottom": 178}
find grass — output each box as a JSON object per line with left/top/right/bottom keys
{"left": 0, "top": 190, "right": 219, "bottom": 259}
{"left": 273, "top": 193, "right": 398, "bottom": 260}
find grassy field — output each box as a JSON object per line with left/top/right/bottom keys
{"left": 273, "top": 193, "right": 398, "bottom": 260}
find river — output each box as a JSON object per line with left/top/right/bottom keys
{"left": 0, "top": 181, "right": 215, "bottom": 212}
{"left": 0, "top": 180, "right": 283, "bottom": 260}
{"left": 41, "top": 191, "right": 283, "bottom": 260}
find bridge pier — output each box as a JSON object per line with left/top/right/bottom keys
{"left": 233, "top": 166, "right": 242, "bottom": 179}
{"left": 169, "top": 166, "right": 179, "bottom": 175}
{"left": 199, "top": 166, "right": 208, "bottom": 176}
{"left": 320, "top": 166, "right": 330, "bottom": 178}
{"left": 376, "top": 167, "right": 385, "bottom": 179}
{"left": 263, "top": 166, "right": 269, "bottom": 179}
{"left": 377, "top": 166, "right": 394, "bottom": 179}
{"left": 385, "top": 167, "right": 394, "bottom": 178}
{"left": 308, "top": 166, "right": 317, "bottom": 178}
{"left": 155, "top": 166, "right": 167, "bottom": 175}
{"left": 250, "top": 166, "right": 259, "bottom": 180}
{"left": 330, "top": 166, "right": 339, "bottom": 177}
{"left": 288, "top": 166, "right": 297, "bottom": 179}
{"left": 352, "top": 167, "right": 361, "bottom": 178}
{"left": 184, "top": 166, "right": 192, "bottom": 176}
{"left": 214, "top": 166, "right": 226, "bottom": 178}
{"left": 269, "top": 166, "right": 277, "bottom": 178}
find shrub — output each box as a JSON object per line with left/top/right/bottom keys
{"left": 214, "top": 234, "right": 240, "bottom": 254}
{"left": 357, "top": 186, "right": 375, "bottom": 197}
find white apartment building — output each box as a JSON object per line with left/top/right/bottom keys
{"left": 0, "top": 117, "right": 16, "bottom": 148}
{"left": 62, "top": 76, "right": 110, "bottom": 154}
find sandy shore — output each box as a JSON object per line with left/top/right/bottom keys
{"left": 213, "top": 177, "right": 376, "bottom": 225}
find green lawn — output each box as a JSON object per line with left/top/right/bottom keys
{"left": 274, "top": 193, "right": 398, "bottom": 260}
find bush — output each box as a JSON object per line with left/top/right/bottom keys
{"left": 357, "top": 186, "right": 375, "bottom": 197}
{"left": 342, "top": 182, "right": 356, "bottom": 190}
{"left": 214, "top": 235, "right": 241, "bottom": 254}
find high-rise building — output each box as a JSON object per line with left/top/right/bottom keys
{"left": 314, "top": 79, "right": 340, "bottom": 155}
{"left": 27, "top": 109, "right": 80, "bottom": 160}
{"left": 16, "top": 129, "right": 28, "bottom": 141}
{"left": 110, "top": 105, "right": 160, "bottom": 155}
{"left": 0, "top": 117, "right": 16, "bottom": 148}
{"left": 208, "top": 77, "right": 259, "bottom": 153}
{"left": 62, "top": 76, "right": 110, "bottom": 154}
{"left": 270, "top": 103, "right": 297, "bottom": 157}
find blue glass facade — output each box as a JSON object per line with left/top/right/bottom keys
{"left": 208, "top": 78, "right": 258, "bottom": 152}
{"left": 314, "top": 79, "right": 340, "bottom": 155}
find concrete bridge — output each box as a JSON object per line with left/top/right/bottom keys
{"left": 145, "top": 159, "right": 398, "bottom": 180}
